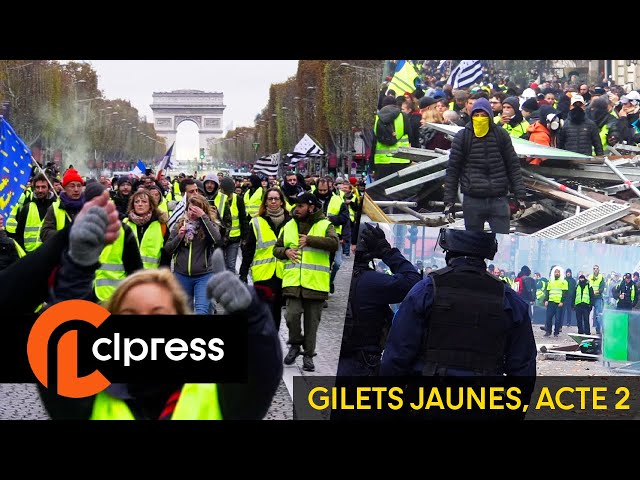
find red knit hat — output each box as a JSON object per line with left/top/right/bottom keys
{"left": 62, "top": 168, "right": 84, "bottom": 188}
{"left": 348, "top": 177, "right": 358, "bottom": 186}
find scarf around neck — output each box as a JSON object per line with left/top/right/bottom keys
{"left": 266, "top": 207, "right": 285, "bottom": 228}
{"left": 128, "top": 210, "right": 153, "bottom": 226}
{"left": 59, "top": 191, "right": 85, "bottom": 214}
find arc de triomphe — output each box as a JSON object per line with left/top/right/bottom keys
{"left": 150, "top": 90, "right": 225, "bottom": 160}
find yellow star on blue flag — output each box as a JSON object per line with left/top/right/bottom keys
{"left": 0, "top": 117, "right": 32, "bottom": 219}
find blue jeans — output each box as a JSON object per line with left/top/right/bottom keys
{"left": 592, "top": 297, "right": 604, "bottom": 333}
{"left": 224, "top": 242, "right": 240, "bottom": 273}
{"left": 175, "top": 272, "right": 213, "bottom": 315}
{"left": 545, "top": 302, "right": 563, "bottom": 335}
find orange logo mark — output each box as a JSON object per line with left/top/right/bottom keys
{"left": 27, "top": 300, "right": 111, "bottom": 398}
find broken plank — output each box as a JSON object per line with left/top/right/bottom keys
{"left": 525, "top": 180, "right": 599, "bottom": 209}
{"left": 362, "top": 193, "right": 393, "bottom": 223}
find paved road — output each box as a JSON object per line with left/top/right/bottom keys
{"left": 264, "top": 253, "right": 354, "bottom": 420}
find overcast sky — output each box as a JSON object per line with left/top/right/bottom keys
{"left": 87, "top": 60, "right": 299, "bottom": 160}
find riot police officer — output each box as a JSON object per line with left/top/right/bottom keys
{"left": 380, "top": 228, "right": 537, "bottom": 378}
{"left": 337, "top": 222, "right": 422, "bottom": 376}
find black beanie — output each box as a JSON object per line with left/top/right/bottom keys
{"left": 521, "top": 97, "right": 539, "bottom": 113}
{"left": 502, "top": 96, "right": 520, "bottom": 111}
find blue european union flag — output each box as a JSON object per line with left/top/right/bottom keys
{"left": 0, "top": 117, "right": 32, "bottom": 219}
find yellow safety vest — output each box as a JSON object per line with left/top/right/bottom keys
{"left": 4, "top": 202, "right": 20, "bottom": 234}
{"left": 244, "top": 188, "right": 263, "bottom": 218}
{"left": 228, "top": 193, "right": 241, "bottom": 238}
{"left": 12, "top": 238, "right": 26, "bottom": 258}
{"left": 173, "top": 181, "right": 182, "bottom": 202}
{"left": 214, "top": 192, "right": 227, "bottom": 218}
{"left": 575, "top": 284, "right": 591, "bottom": 306}
{"left": 374, "top": 114, "right": 411, "bottom": 165}
{"left": 494, "top": 116, "right": 530, "bottom": 138}
{"left": 89, "top": 383, "right": 222, "bottom": 420}
{"left": 23, "top": 202, "right": 45, "bottom": 252}
{"left": 588, "top": 273, "right": 604, "bottom": 296}
{"left": 281, "top": 218, "right": 331, "bottom": 293}
{"left": 546, "top": 278, "right": 568, "bottom": 303}
{"left": 156, "top": 197, "right": 169, "bottom": 215}
{"left": 326, "top": 194, "right": 344, "bottom": 236}
{"left": 599, "top": 124, "right": 610, "bottom": 151}
{"left": 94, "top": 225, "right": 126, "bottom": 302}
{"left": 123, "top": 219, "right": 164, "bottom": 269}
{"left": 52, "top": 200, "right": 68, "bottom": 231}
{"left": 250, "top": 217, "right": 284, "bottom": 281}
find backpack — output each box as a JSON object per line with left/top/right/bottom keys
{"left": 522, "top": 276, "right": 537, "bottom": 303}
{"left": 376, "top": 115, "right": 399, "bottom": 145}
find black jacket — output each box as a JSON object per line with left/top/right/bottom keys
{"left": 340, "top": 248, "right": 422, "bottom": 357}
{"left": 558, "top": 109, "right": 604, "bottom": 156}
{"left": 444, "top": 122, "right": 526, "bottom": 204}
{"left": 0, "top": 226, "right": 70, "bottom": 314}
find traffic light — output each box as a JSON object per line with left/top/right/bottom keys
{"left": 199, "top": 148, "right": 205, "bottom": 160}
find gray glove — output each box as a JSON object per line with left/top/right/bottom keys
{"left": 206, "top": 248, "right": 252, "bottom": 313}
{"left": 68, "top": 206, "right": 109, "bottom": 266}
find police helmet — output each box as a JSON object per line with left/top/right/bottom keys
{"left": 437, "top": 228, "right": 498, "bottom": 260}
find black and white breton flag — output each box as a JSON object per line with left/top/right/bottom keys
{"left": 253, "top": 152, "right": 280, "bottom": 177}
{"left": 447, "top": 60, "right": 483, "bottom": 89}
{"left": 286, "top": 134, "right": 325, "bottom": 165}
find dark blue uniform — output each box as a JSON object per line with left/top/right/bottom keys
{"left": 380, "top": 257, "right": 537, "bottom": 377}
{"left": 337, "top": 248, "right": 422, "bottom": 376}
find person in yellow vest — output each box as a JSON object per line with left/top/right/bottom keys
{"left": 109, "top": 176, "right": 134, "bottom": 220}
{"left": 315, "top": 178, "right": 350, "bottom": 295}
{"left": 40, "top": 168, "right": 86, "bottom": 243}
{"left": 615, "top": 272, "right": 638, "bottom": 311}
{"left": 146, "top": 183, "right": 170, "bottom": 217}
{"left": 280, "top": 171, "right": 304, "bottom": 213}
{"left": 202, "top": 173, "right": 232, "bottom": 233}
{"left": 0, "top": 191, "right": 121, "bottom": 314}
{"left": 371, "top": 95, "right": 413, "bottom": 180}
{"left": 574, "top": 274, "right": 594, "bottom": 335}
{"left": 243, "top": 174, "right": 264, "bottom": 220}
{"left": 38, "top": 225, "right": 282, "bottom": 420}
{"left": 88, "top": 181, "right": 143, "bottom": 303}
{"left": 239, "top": 187, "right": 291, "bottom": 331}
{"left": 0, "top": 216, "right": 24, "bottom": 270}
{"left": 588, "top": 97, "right": 623, "bottom": 153}
{"left": 219, "top": 176, "right": 248, "bottom": 273}
{"left": 588, "top": 264, "right": 606, "bottom": 335}
{"left": 495, "top": 96, "right": 530, "bottom": 139}
{"left": 4, "top": 178, "right": 35, "bottom": 235}
{"left": 273, "top": 192, "right": 339, "bottom": 371}
{"left": 123, "top": 189, "right": 169, "bottom": 269}
{"left": 543, "top": 267, "right": 568, "bottom": 337}
{"left": 14, "top": 173, "right": 55, "bottom": 253}
{"left": 164, "top": 194, "right": 223, "bottom": 314}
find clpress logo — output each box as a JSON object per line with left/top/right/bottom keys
{"left": 28, "top": 300, "right": 111, "bottom": 398}
{"left": 25, "top": 300, "right": 247, "bottom": 398}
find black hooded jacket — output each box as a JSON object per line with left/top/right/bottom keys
{"left": 444, "top": 120, "right": 526, "bottom": 204}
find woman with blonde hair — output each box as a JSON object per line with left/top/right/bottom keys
{"left": 37, "top": 199, "right": 282, "bottom": 419}
{"left": 164, "top": 193, "right": 223, "bottom": 314}
{"left": 419, "top": 108, "right": 452, "bottom": 150}
{"left": 123, "top": 189, "right": 170, "bottom": 269}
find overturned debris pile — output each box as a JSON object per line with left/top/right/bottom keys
{"left": 365, "top": 123, "right": 640, "bottom": 243}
